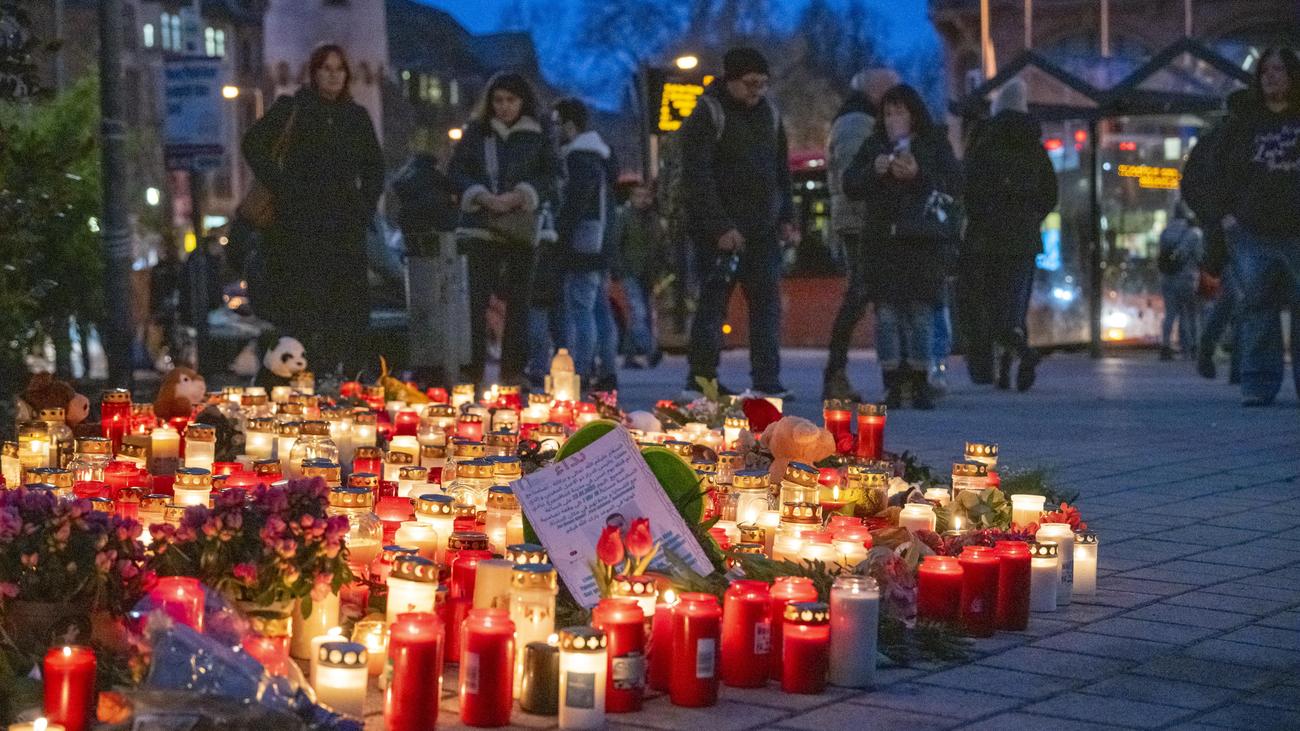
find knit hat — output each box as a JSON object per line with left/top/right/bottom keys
{"left": 723, "top": 47, "right": 770, "bottom": 80}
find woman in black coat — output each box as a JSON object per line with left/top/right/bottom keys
{"left": 242, "top": 44, "right": 383, "bottom": 378}
{"left": 447, "top": 72, "right": 560, "bottom": 386}
{"left": 844, "top": 84, "right": 960, "bottom": 409}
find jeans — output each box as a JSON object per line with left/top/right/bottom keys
{"left": 622, "top": 276, "right": 657, "bottom": 357}
{"left": 826, "top": 232, "right": 869, "bottom": 373}
{"left": 465, "top": 238, "right": 533, "bottom": 383}
{"left": 1200, "top": 270, "right": 1243, "bottom": 378}
{"left": 960, "top": 255, "right": 1036, "bottom": 380}
{"left": 526, "top": 304, "right": 568, "bottom": 385}
{"left": 1227, "top": 224, "right": 1300, "bottom": 401}
{"left": 566, "top": 271, "right": 619, "bottom": 381}
{"left": 688, "top": 236, "right": 783, "bottom": 391}
{"left": 1160, "top": 279, "right": 1200, "bottom": 354}
{"left": 876, "top": 301, "right": 935, "bottom": 371}
{"left": 933, "top": 279, "right": 953, "bottom": 364}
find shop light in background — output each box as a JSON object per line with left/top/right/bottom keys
{"left": 1102, "top": 310, "right": 1131, "bottom": 341}
{"left": 1118, "top": 141, "right": 1137, "bottom": 151}
{"left": 1116, "top": 164, "right": 1181, "bottom": 190}
{"left": 675, "top": 54, "right": 699, "bottom": 70}
{"left": 448, "top": 127, "right": 463, "bottom": 141}
{"left": 1043, "top": 138, "right": 1063, "bottom": 151}
{"left": 659, "top": 81, "right": 704, "bottom": 132}
{"left": 145, "top": 187, "right": 161, "bottom": 206}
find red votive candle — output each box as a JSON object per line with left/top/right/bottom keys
{"left": 780, "top": 601, "right": 830, "bottom": 694}
{"left": 769, "top": 576, "right": 818, "bottom": 680}
{"left": 101, "top": 388, "right": 131, "bottom": 453}
{"left": 73, "top": 480, "right": 107, "bottom": 500}
{"left": 592, "top": 597, "right": 646, "bottom": 712}
{"left": 917, "top": 555, "right": 964, "bottom": 623}
{"left": 44, "top": 645, "right": 96, "bottom": 731}
{"left": 854, "top": 403, "right": 886, "bottom": 460}
{"left": 386, "top": 611, "right": 444, "bottom": 731}
{"left": 353, "top": 446, "right": 383, "bottom": 478}
{"left": 822, "top": 399, "right": 853, "bottom": 449}
{"left": 459, "top": 607, "right": 515, "bottom": 727}
{"left": 243, "top": 631, "right": 291, "bottom": 675}
{"left": 451, "top": 549, "right": 493, "bottom": 601}
{"left": 548, "top": 401, "right": 573, "bottom": 426}
{"left": 150, "top": 576, "right": 205, "bottom": 632}
{"left": 341, "top": 381, "right": 363, "bottom": 398}
{"left": 670, "top": 592, "right": 722, "bottom": 707}
{"left": 456, "top": 415, "right": 485, "bottom": 442}
{"left": 395, "top": 410, "right": 420, "bottom": 437}
{"left": 720, "top": 579, "right": 771, "bottom": 688}
{"left": 648, "top": 589, "right": 677, "bottom": 692}
{"left": 211, "top": 461, "right": 239, "bottom": 476}
{"left": 994, "top": 540, "right": 1032, "bottom": 631}
{"left": 959, "top": 546, "right": 1000, "bottom": 637}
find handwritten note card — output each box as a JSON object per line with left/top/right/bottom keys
{"left": 512, "top": 426, "right": 712, "bottom": 607}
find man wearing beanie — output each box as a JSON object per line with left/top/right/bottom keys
{"left": 681, "top": 46, "right": 798, "bottom": 398}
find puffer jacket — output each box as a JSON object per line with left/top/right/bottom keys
{"left": 447, "top": 115, "right": 560, "bottom": 243}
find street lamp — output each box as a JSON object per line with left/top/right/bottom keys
{"left": 448, "top": 127, "right": 463, "bottom": 141}
{"left": 675, "top": 54, "right": 699, "bottom": 71}
{"left": 221, "top": 84, "right": 264, "bottom": 118}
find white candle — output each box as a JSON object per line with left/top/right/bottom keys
{"left": 1010, "top": 493, "right": 1047, "bottom": 528}
{"left": 172, "top": 467, "right": 212, "bottom": 507}
{"left": 723, "top": 416, "right": 746, "bottom": 449}
{"left": 759, "top": 510, "right": 781, "bottom": 556}
{"left": 511, "top": 564, "right": 558, "bottom": 691}
{"left": 834, "top": 539, "right": 869, "bottom": 570}
{"left": 558, "top": 627, "right": 607, "bottom": 729}
{"left": 484, "top": 487, "right": 521, "bottom": 555}
{"left": 396, "top": 465, "right": 428, "bottom": 499}
{"left": 183, "top": 438, "right": 214, "bottom": 472}
{"left": 800, "top": 540, "right": 838, "bottom": 566}
{"left": 1029, "top": 541, "right": 1059, "bottom": 612}
{"left": 351, "top": 416, "right": 377, "bottom": 449}
{"left": 389, "top": 435, "right": 420, "bottom": 462}
{"left": 308, "top": 625, "right": 345, "bottom": 682}
{"left": 385, "top": 400, "right": 407, "bottom": 423}
{"left": 292, "top": 591, "right": 341, "bottom": 659}
{"left": 386, "top": 556, "right": 440, "bottom": 625}
{"left": 923, "top": 487, "right": 950, "bottom": 507}
{"left": 149, "top": 425, "right": 180, "bottom": 475}
{"left": 898, "top": 503, "right": 937, "bottom": 533}
{"left": 312, "top": 641, "right": 368, "bottom": 718}
{"left": 394, "top": 520, "right": 439, "bottom": 562}
{"left": 8, "top": 719, "right": 66, "bottom": 731}
{"left": 1036, "top": 523, "right": 1075, "bottom": 606}
{"left": 276, "top": 426, "right": 300, "bottom": 475}
{"left": 1073, "top": 531, "right": 1098, "bottom": 596}
{"left": 829, "top": 575, "right": 879, "bottom": 688}
{"left": 270, "top": 385, "right": 293, "bottom": 404}
{"left": 772, "top": 530, "right": 806, "bottom": 563}
{"left": 351, "top": 619, "right": 388, "bottom": 677}
{"left": 473, "top": 559, "right": 516, "bottom": 610}
{"left": 244, "top": 419, "right": 275, "bottom": 461}
{"left": 414, "top": 494, "right": 455, "bottom": 563}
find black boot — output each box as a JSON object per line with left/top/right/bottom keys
{"left": 823, "top": 368, "right": 862, "bottom": 401}
{"left": 996, "top": 351, "right": 1013, "bottom": 390}
{"left": 882, "top": 369, "right": 904, "bottom": 409}
{"left": 911, "top": 369, "right": 935, "bottom": 410}
{"left": 1016, "top": 349, "right": 1042, "bottom": 392}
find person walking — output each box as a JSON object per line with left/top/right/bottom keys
{"left": 241, "top": 43, "right": 384, "bottom": 378}
{"left": 960, "top": 79, "right": 1058, "bottom": 391}
{"left": 613, "top": 182, "right": 666, "bottom": 369}
{"left": 1198, "top": 48, "right": 1300, "bottom": 406}
{"left": 682, "top": 47, "right": 798, "bottom": 398}
{"left": 447, "top": 72, "right": 560, "bottom": 387}
{"left": 843, "top": 84, "right": 961, "bottom": 409}
{"left": 1156, "top": 202, "right": 1205, "bottom": 360}
{"left": 823, "top": 68, "right": 899, "bottom": 401}
{"left": 553, "top": 98, "right": 620, "bottom": 391}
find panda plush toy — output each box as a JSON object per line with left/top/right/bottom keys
{"left": 254, "top": 333, "right": 308, "bottom": 389}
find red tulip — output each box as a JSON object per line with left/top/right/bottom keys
{"left": 596, "top": 525, "right": 625, "bottom": 566}
{"left": 626, "top": 518, "right": 654, "bottom": 559}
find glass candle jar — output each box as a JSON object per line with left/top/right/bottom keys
{"left": 829, "top": 575, "right": 879, "bottom": 688}
{"left": 69, "top": 437, "right": 112, "bottom": 484}
{"left": 328, "top": 486, "right": 382, "bottom": 570}
{"left": 779, "top": 462, "right": 820, "bottom": 506}
{"left": 854, "top": 403, "right": 886, "bottom": 460}
{"left": 898, "top": 503, "right": 937, "bottom": 533}
{"left": 491, "top": 455, "right": 523, "bottom": 488}
{"left": 275, "top": 421, "right": 301, "bottom": 475}
{"left": 917, "top": 555, "right": 964, "bottom": 622}
{"left": 669, "top": 592, "right": 722, "bottom": 708}
{"left": 722, "top": 415, "right": 747, "bottom": 450}
{"left": 43, "top": 644, "right": 97, "bottom": 731}
{"left": 101, "top": 387, "right": 132, "bottom": 452}
{"left": 731, "top": 470, "right": 770, "bottom": 526}
{"left": 510, "top": 563, "right": 559, "bottom": 689}
{"left": 456, "top": 414, "right": 485, "bottom": 442}
{"left": 394, "top": 520, "right": 440, "bottom": 563}
{"left": 18, "top": 421, "right": 51, "bottom": 471}
{"left": 768, "top": 576, "right": 818, "bottom": 681}
{"left": 351, "top": 618, "right": 388, "bottom": 677}
{"left": 472, "top": 558, "right": 516, "bottom": 610}
{"left": 389, "top": 436, "right": 421, "bottom": 464}
{"left": 1073, "top": 531, "right": 1098, "bottom": 596}
{"left": 242, "top": 391, "right": 272, "bottom": 419}
{"left": 313, "top": 641, "right": 368, "bottom": 718}
{"left": 290, "top": 421, "right": 339, "bottom": 476}
{"left": 420, "top": 444, "right": 447, "bottom": 485}
{"left": 847, "top": 465, "right": 890, "bottom": 516}
{"left": 386, "top": 611, "right": 444, "bottom": 731}
{"left": 994, "top": 540, "right": 1032, "bottom": 631}
{"left": 386, "top": 556, "right": 441, "bottom": 624}
{"left": 241, "top": 417, "right": 275, "bottom": 462}
{"left": 451, "top": 383, "right": 476, "bottom": 411}
{"left": 484, "top": 486, "right": 522, "bottom": 554}
{"left": 1011, "top": 493, "right": 1047, "bottom": 529}
{"left": 558, "top": 626, "right": 608, "bottom": 729}
{"left": 383, "top": 450, "right": 415, "bottom": 488}
{"left": 507, "top": 543, "right": 550, "bottom": 565}
{"left": 1029, "top": 541, "right": 1059, "bottom": 612}
{"left": 951, "top": 461, "right": 989, "bottom": 504}
{"left": 396, "top": 465, "right": 428, "bottom": 499}
{"left": 720, "top": 579, "right": 771, "bottom": 688}
{"left": 298, "top": 458, "right": 340, "bottom": 489}
{"left": 451, "top": 458, "right": 495, "bottom": 510}
{"left": 781, "top": 601, "right": 830, "bottom": 694}
{"left": 459, "top": 608, "right": 515, "bottom": 728}
{"left": 535, "top": 422, "right": 568, "bottom": 451}
{"left": 39, "top": 407, "right": 74, "bottom": 469}
{"left": 294, "top": 590, "right": 342, "bottom": 661}
{"left": 958, "top": 546, "right": 1000, "bottom": 637}
{"left": 964, "top": 440, "right": 998, "bottom": 469}
{"left": 414, "top": 494, "right": 455, "bottom": 563}
{"left": 370, "top": 544, "right": 419, "bottom": 587}
{"left": 351, "top": 411, "right": 378, "bottom": 449}
{"left": 394, "top": 409, "right": 421, "bottom": 439}
{"left": 1035, "top": 523, "right": 1075, "bottom": 606}
{"left": 173, "top": 467, "right": 212, "bottom": 507}
{"left": 591, "top": 598, "right": 645, "bottom": 713}
{"left": 149, "top": 575, "right": 206, "bottom": 632}
{"left": 822, "top": 399, "right": 853, "bottom": 448}
{"left": 1, "top": 441, "right": 20, "bottom": 487}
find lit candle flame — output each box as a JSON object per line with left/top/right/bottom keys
{"left": 35, "top": 719, "right": 48, "bottom": 731}
{"left": 547, "top": 633, "right": 559, "bottom": 646}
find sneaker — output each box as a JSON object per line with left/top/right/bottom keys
{"left": 822, "top": 369, "right": 862, "bottom": 401}
{"left": 1016, "top": 350, "right": 1042, "bottom": 392}
{"left": 996, "top": 352, "right": 1012, "bottom": 390}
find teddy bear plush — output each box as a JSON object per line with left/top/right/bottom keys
{"left": 154, "top": 367, "right": 207, "bottom": 421}
{"left": 759, "top": 415, "right": 836, "bottom": 482}
{"left": 254, "top": 333, "right": 308, "bottom": 389}
{"left": 17, "top": 373, "right": 91, "bottom": 427}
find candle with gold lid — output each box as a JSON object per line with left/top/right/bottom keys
{"left": 173, "top": 467, "right": 213, "bottom": 506}
{"left": 484, "top": 486, "right": 522, "bottom": 554}
{"left": 610, "top": 574, "right": 658, "bottom": 619}
{"left": 17, "top": 421, "right": 51, "bottom": 472}
{"left": 511, "top": 563, "right": 559, "bottom": 691}
{"left": 964, "top": 440, "right": 998, "bottom": 469}
{"left": 302, "top": 458, "right": 342, "bottom": 488}
{"left": 506, "top": 543, "right": 550, "bottom": 565}
{"left": 779, "top": 462, "right": 820, "bottom": 506}
{"left": 328, "top": 485, "right": 382, "bottom": 569}
{"left": 386, "top": 555, "right": 441, "bottom": 624}
{"left": 350, "top": 410, "right": 377, "bottom": 449}
{"left": 485, "top": 429, "right": 517, "bottom": 458}
{"left": 846, "top": 464, "right": 889, "bottom": 516}
{"left": 558, "top": 626, "right": 608, "bottom": 728}
{"left": 396, "top": 465, "right": 428, "bottom": 499}
{"left": 275, "top": 421, "right": 301, "bottom": 474}
{"left": 383, "top": 449, "right": 414, "bottom": 486}
{"left": 414, "top": 493, "right": 455, "bottom": 562}
{"left": 722, "top": 415, "right": 748, "bottom": 450}
{"left": 394, "top": 520, "right": 440, "bottom": 563}
{"left": 313, "top": 640, "right": 368, "bottom": 717}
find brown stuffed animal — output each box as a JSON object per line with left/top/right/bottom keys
{"left": 18, "top": 373, "right": 91, "bottom": 426}
{"left": 154, "top": 367, "right": 207, "bottom": 421}
{"left": 759, "top": 416, "right": 836, "bottom": 482}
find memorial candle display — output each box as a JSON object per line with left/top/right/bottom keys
{"left": 822, "top": 399, "right": 853, "bottom": 445}
{"left": 385, "top": 611, "right": 443, "bottom": 731}
{"left": 275, "top": 422, "right": 301, "bottom": 475}
{"left": 100, "top": 388, "right": 131, "bottom": 453}
{"left": 182, "top": 423, "right": 216, "bottom": 471}
{"left": 958, "top": 546, "right": 1000, "bottom": 637}
{"left": 459, "top": 608, "right": 516, "bottom": 727}
{"left": 171, "top": 467, "right": 212, "bottom": 507}
{"left": 43, "top": 646, "right": 95, "bottom": 731}
{"left": 395, "top": 465, "right": 428, "bottom": 499}
{"left": 994, "top": 540, "right": 1032, "bottom": 630}
{"left": 1010, "top": 493, "right": 1046, "bottom": 528}
{"left": 1036, "top": 523, "right": 1075, "bottom": 606}
{"left": 558, "top": 626, "right": 608, "bottom": 729}
{"left": 1073, "top": 531, "right": 1098, "bottom": 596}
{"left": 781, "top": 602, "right": 830, "bottom": 694}
{"left": 386, "top": 556, "right": 441, "bottom": 624}
{"left": 720, "top": 579, "right": 771, "bottom": 688}
{"left": 854, "top": 403, "right": 886, "bottom": 459}
{"left": 917, "top": 555, "right": 964, "bottom": 622}
{"left": 148, "top": 424, "right": 180, "bottom": 476}
{"left": 1029, "top": 541, "right": 1059, "bottom": 612}
{"left": 669, "top": 592, "right": 722, "bottom": 708}
{"left": 484, "top": 486, "right": 522, "bottom": 554}
{"left": 722, "top": 415, "right": 747, "bottom": 449}
{"left": 768, "top": 576, "right": 818, "bottom": 681}
{"left": 591, "top": 598, "right": 646, "bottom": 712}
{"left": 149, "top": 576, "right": 205, "bottom": 632}
{"left": 351, "top": 412, "right": 377, "bottom": 449}
{"left": 829, "top": 575, "right": 879, "bottom": 688}
{"left": 779, "top": 462, "right": 821, "bottom": 506}
{"left": 351, "top": 619, "right": 388, "bottom": 676}
{"left": 313, "top": 641, "right": 368, "bottom": 718}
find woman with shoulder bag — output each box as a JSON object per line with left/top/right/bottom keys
{"left": 844, "top": 84, "right": 961, "bottom": 409}
{"left": 241, "top": 44, "right": 383, "bottom": 379}
{"left": 448, "top": 72, "right": 560, "bottom": 386}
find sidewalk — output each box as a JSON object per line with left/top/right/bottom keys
{"left": 372, "top": 351, "right": 1300, "bottom": 730}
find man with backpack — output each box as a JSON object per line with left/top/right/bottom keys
{"left": 681, "top": 47, "right": 798, "bottom": 398}
{"left": 1157, "top": 203, "right": 1205, "bottom": 360}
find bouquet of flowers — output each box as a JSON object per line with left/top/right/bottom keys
{"left": 147, "top": 478, "right": 353, "bottom": 615}
{"left": 0, "top": 487, "right": 150, "bottom": 616}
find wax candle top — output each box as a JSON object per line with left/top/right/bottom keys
{"left": 856, "top": 403, "right": 886, "bottom": 418}
{"left": 832, "top": 574, "right": 879, "bottom": 594}
{"left": 328, "top": 486, "right": 374, "bottom": 509}
{"left": 348, "top": 472, "right": 380, "bottom": 490}
{"left": 511, "top": 563, "right": 558, "bottom": 591}
{"left": 783, "top": 462, "right": 819, "bottom": 487}
{"left": 994, "top": 540, "right": 1030, "bottom": 555}
{"left": 920, "top": 555, "right": 962, "bottom": 572}
{"left": 733, "top": 470, "right": 769, "bottom": 490}
{"left": 448, "top": 531, "right": 489, "bottom": 551}
{"left": 558, "top": 626, "right": 606, "bottom": 653}
{"left": 486, "top": 486, "right": 519, "bottom": 510}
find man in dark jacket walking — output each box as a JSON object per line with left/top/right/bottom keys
{"left": 682, "top": 47, "right": 798, "bottom": 398}
{"left": 960, "top": 79, "right": 1058, "bottom": 391}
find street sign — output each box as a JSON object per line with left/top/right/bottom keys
{"left": 645, "top": 67, "right": 711, "bottom": 134}
{"left": 163, "top": 57, "right": 224, "bottom": 170}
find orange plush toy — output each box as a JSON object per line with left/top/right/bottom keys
{"left": 17, "top": 373, "right": 91, "bottom": 427}
{"left": 759, "top": 416, "right": 836, "bottom": 482}
{"left": 153, "top": 367, "right": 207, "bottom": 421}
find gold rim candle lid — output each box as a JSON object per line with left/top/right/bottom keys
{"left": 452, "top": 502, "right": 479, "bottom": 519}
{"left": 733, "top": 542, "right": 765, "bottom": 555}
{"left": 27, "top": 467, "right": 72, "bottom": 489}
{"left": 348, "top": 472, "right": 380, "bottom": 490}
{"left": 254, "top": 458, "right": 281, "bottom": 476}
{"left": 352, "top": 411, "right": 377, "bottom": 427}
{"left": 382, "top": 545, "right": 420, "bottom": 563}
{"left": 780, "top": 500, "right": 822, "bottom": 523}
{"left": 386, "top": 451, "right": 414, "bottom": 466}
{"left": 486, "top": 486, "right": 519, "bottom": 510}
{"left": 18, "top": 421, "right": 48, "bottom": 438}
{"left": 117, "top": 486, "right": 142, "bottom": 505}
{"left": 416, "top": 493, "right": 455, "bottom": 517}
{"left": 536, "top": 422, "right": 566, "bottom": 437}
{"left": 399, "top": 465, "right": 428, "bottom": 481}
{"left": 527, "top": 393, "right": 551, "bottom": 406}
{"left": 175, "top": 467, "right": 212, "bottom": 489}
{"left": 783, "top": 462, "right": 819, "bottom": 488}
{"left": 448, "top": 531, "right": 489, "bottom": 551}
{"left": 141, "top": 493, "right": 170, "bottom": 511}
{"left": 164, "top": 503, "right": 189, "bottom": 523}
{"left": 1029, "top": 541, "right": 1058, "bottom": 558}
{"left": 823, "top": 399, "right": 851, "bottom": 412}
{"left": 300, "top": 420, "right": 330, "bottom": 437}
{"left": 302, "top": 459, "right": 341, "bottom": 481}
{"left": 491, "top": 456, "right": 522, "bottom": 479}
{"left": 317, "top": 641, "right": 368, "bottom": 668}
{"left": 247, "top": 416, "right": 276, "bottom": 433}
{"left": 329, "top": 486, "right": 374, "bottom": 509}
{"left": 486, "top": 431, "right": 517, "bottom": 449}
{"left": 452, "top": 440, "right": 487, "bottom": 459}
{"left": 663, "top": 440, "right": 693, "bottom": 458}
{"left": 846, "top": 464, "right": 889, "bottom": 487}
{"left": 279, "top": 402, "right": 304, "bottom": 417}
{"left": 506, "top": 543, "right": 549, "bottom": 564}
{"left": 717, "top": 450, "right": 744, "bottom": 469}
{"left": 610, "top": 574, "right": 656, "bottom": 597}
{"left": 38, "top": 407, "right": 66, "bottom": 421}
{"left": 242, "top": 393, "right": 269, "bottom": 407}
{"left": 738, "top": 523, "right": 766, "bottom": 544}
{"left": 964, "top": 441, "right": 998, "bottom": 460}
{"left": 118, "top": 442, "right": 148, "bottom": 461}
{"left": 511, "top": 563, "right": 558, "bottom": 591}
{"left": 275, "top": 421, "right": 301, "bottom": 438}
{"left": 185, "top": 423, "right": 216, "bottom": 441}
{"left": 102, "top": 388, "right": 131, "bottom": 404}
{"left": 1074, "top": 531, "right": 1098, "bottom": 545}
{"left": 89, "top": 496, "right": 114, "bottom": 512}
{"left": 857, "top": 402, "right": 886, "bottom": 417}
{"left": 733, "top": 469, "right": 769, "bottom": 491}
{"left": 247, "top": 613, "right": 291, "bottom": 637}
{"left": 354, "top": 445, "right": 381, "bottom": 461}
{"left": 390, "top": 555, "right": 440, "bottom": 583}
{"left": 952, "top": 461, "right": 988, "bottom": 478}
{"left": 459, "top": 458, "right": 495, "bottom": 479}
{"left": 559, "top": 626, "right": 606, "bottom": 652}
{"left": 421, "top": 444, "right": 447, "bottom": 460}
{"left": 784, "top": 601, "right": 830, "bottom": 625}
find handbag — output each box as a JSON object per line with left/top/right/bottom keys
{"left": 238, "top": 101, "right": 299, "bottom": 231}
{"left": 481, "top": 135, "right": 540, "bottom": 248}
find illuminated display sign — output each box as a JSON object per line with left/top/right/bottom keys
{"left": 659, "top": 81, "right": 705, "bottom": 132}
{"left": 1116, "top": 164, "right": 1181, "bottom": 190}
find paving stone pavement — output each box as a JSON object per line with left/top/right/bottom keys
{"left": 364, "top": 351, "right": 1300, "bottom": 729}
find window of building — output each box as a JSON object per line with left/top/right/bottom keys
{"left": 205, "top": 27, "right": 225, "bottom": 58}
{"left": 143, "top": 22, "right": 155, "bottom": 48}
{"left": 449, "top": 79, "right": 459, "bottom": 105}
{"left": 161, "top": 12, "right": 181, "bottom": 51}
{"left": 418, "top": 74, "right": 443, "bottom": 104}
